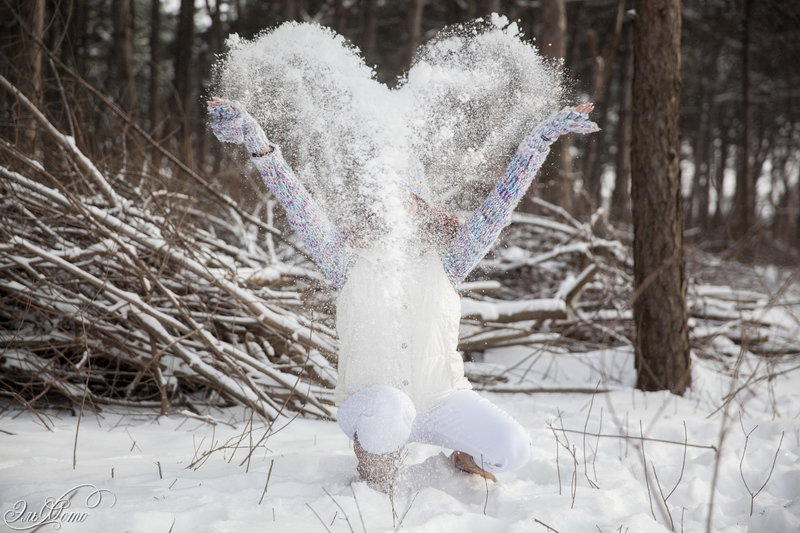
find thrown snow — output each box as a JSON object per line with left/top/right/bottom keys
{"left": 2, "top": 347, "right": 798, "bottom": 533}
{"left": 214, "top": 19, "right": 563, "bottom": 229}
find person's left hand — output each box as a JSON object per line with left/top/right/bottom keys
{"left": 207, "top": 96, "right": 229, "bottom": 109}
{"left": 535, "top": 103, "right": 600, "bottom": 143}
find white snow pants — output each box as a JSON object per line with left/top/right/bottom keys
{"left": 337, "top": 386, "right": 531, "bottom": 473}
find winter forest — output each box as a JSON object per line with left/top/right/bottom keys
{"left": 1, "top": 0, "right": 798, "bottom": 532}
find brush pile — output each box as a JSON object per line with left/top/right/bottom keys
{"left": 2, "top": 78, "right": 797, "bottom": 422}
{"left": 0, "top": 79, "right": 339, "bottom": 421}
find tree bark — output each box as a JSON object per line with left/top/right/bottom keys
{"left": 149, "top": 0, "right": 161, "bottom": 136}
{"left": 466, "top": 0, "right": 477, "bottom": 18}
{"left": 712, "top": 130, "right": 730, "bottom": 227}
{"left": 406, "top": 0, "right": 425, "bottom": 70}
{"left": 283, "top": 0, "right": 296, "bottom": 21}
{"left": 733, "top": 0, "right": 754, "bottom": 240}
{"left": 796, "top": 166, "right": 800, "bottom": 248}
{"left": 611, "top": 12, "right": 633, "bottom": 222}
{"left": 630, "top": 0, "right": 691, "bottom": 394}
{"left": 112, "top": 0, "right": 138, "bottom": 116}
{"left": 20, "top": 0, "right": 45, "bottom": 153}
{"left": 483, "top": 0, "right": 501, "bottom": 15}
{"left": 362, "top": 0, "right": 379, "bottom": 65}
{"left": 61, "top": 0, "right": 87, "bottom": 76}
{"left": 535, "top": 0, "right": 572, "bottom": 211}
{"left": 206, "top": 0, "right": 223, "bottom": 55}
{"left": 581, "top": 0, "right": 625, "bottom": 213}
{"left": 334, "top": 0, "right": 349, "bottom": 35}
{"left": 174, "top": 0, "right": 195, "bottom": 166}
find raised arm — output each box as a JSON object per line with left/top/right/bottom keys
{"left": 441, "top": 105, "right": 599, "bottom": 286}
{"left": 208, "top": 99, "right": 354, "bottom": 289}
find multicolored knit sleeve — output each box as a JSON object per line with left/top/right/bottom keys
{"left": 209, "top": 102, "right": 354, "bottom": 289}
{"left": 440, "top": 107, "right": 600, "bottom": 286}
{"left": 251, "top": 151, "right": 355, "bottom": 289}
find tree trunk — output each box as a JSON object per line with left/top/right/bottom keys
{"left": 112, "top": 0, "right": 138, "bottom": 116}
{"left": 174, "top": 0, "right": 195, "bottom": 166}
{"left": 733, "top": 0, "right": 754, "bottom": 240}
{"left": 688, "top": 88, "right": 711, "bottom": 230}
{"left": 334, "top": 0, "right": 349, "bottom": 35}
{"left": 610, "top": 11, "right": 633, "bottom": 222}
{"left": 696, "top": 24, "right": 725, "bottom": 232}
{"left": 406, "top": 0, "right": 425, "bottom": 70}
{"left": 693, "top": 71, "right": 717, "bottom": 232}
{"left": 695, "top": 127, "right": 711, "bottom": 230}
{"left": 796, "top": 166, "right": 800, "bottom": 248}
{"left": 149, "top": 0, "right": 161, "bottom": 136}
{"left": 581, "top": 0, "right": 625, "bottom": 213}
{"left": 466, "top": 0, "right": 477, "bottom": 18}
{"left": 61, "top": 0, "right": 87, "bottom": 76}
{"left": 483, "top": 0, "right": 501, "bottom": 15}
{"left": 362, "top": 0, "right": 379, "bottom": 65}
{"left": 230, "top": 0, "right": 243, "bottom": 35}
{"left": 712, "top": 131, "right": 730, "bottom": 227}
{"left": 283, "top": 0, "right": 296, "bottom": 21}
{"left": 20, "top": 0, "right": 45, "bottom": 153}
{"left": 630, "top": 0, "right": 690, "bottom": 394}
{"left": 534, "top": 0, "right": 572, "bottom": 211}
{"left": 206, "top": 0, "right": 223, "bottom": 55}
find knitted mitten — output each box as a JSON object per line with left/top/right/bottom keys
{"left": 208, "top": 100, "right": 272, "bottom": 155}
{"left": 534, "top": 106, "right": 601, "bottom": 145}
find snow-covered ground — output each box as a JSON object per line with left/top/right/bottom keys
{"left": 2, "top": 343, "right": 798, "bottom": 533}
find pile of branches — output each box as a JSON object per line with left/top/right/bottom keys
{"left": 460, "top": 203, "right": 800, "bottom": 389}
{"left": 0, "top": 68, "right": 635, "bottom": 417}
{"left": 3, "top": 74, "right": 795, "bottom": 422}
{"left": 459, "top": 203, "right": 635, "bottom": 357}
{"left": 1, "top": 76, "right": 338, "bottom": 421}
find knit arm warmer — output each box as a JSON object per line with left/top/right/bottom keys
{"left": 209, "top": 102, "right": 354, "bottom": 289}
{"left": 440, "top": 107, "right": 599, "bottom": 286}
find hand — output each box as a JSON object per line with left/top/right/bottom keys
{"left": 207, "top": 96, "right": 229, "bottom": 109}
{"left": 535, "top": 102, "right": 600, "bottom": 143}
{"left": 207, "top": 97, "right": 272, "bottom": 155}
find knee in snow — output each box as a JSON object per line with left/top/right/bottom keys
{"left": 490, "top": 426, "right": 531, "bottom": 473}
{"left": 338, "top": 385, "right": 416, "bottom": 454}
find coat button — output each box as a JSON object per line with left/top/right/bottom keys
{"left": 401, "top": 342, "right": 408, "bottom": 349}
{"left": 402, "top": 380, "right": 409, "bottom": 386}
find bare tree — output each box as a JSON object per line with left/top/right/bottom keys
{"left": 610, "top": 9, "right": 634, "bottom": 222}
{"left": 733, "top": 0, "right": 755, "bottom": 240}
{"left": 174, "top": 0, "right": 195, "bottom": 165}
{"left": 111, "top": 0, "right": 138, "bottom": 116}
{"left": 149, "top": 0, "right": 161, "bottom": 137}
{"left": 334, "top": 0, "right": 349, "bottom": 34}
{"left": 581, "top": 0, "right": 625, "bottom": 212}
{"left": 484, "top": 0, "right": 501, "bottom": 14}
{"left": 406, "top": 0, "right": 426, "bottom": 70}
{"left": 362, "top": 0, "right": 379, "bottom": 65}
{"left": 284, "top": 0, "right": 297, "bottom": 21}
{"left": 535, "top": 0, "right": 573, "bottom": 211}
{"left": 21, "top": 0, "right": 45, "bottom": 152}
{"left": 630, "top": 0, "right": 691, "bottom": 394}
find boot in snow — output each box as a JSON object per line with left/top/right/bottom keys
{"left": 353, "top": 435, "right": 402, "bottom": 492}
{"left": 452, "top": 451, "right": 497, "bottom": 482}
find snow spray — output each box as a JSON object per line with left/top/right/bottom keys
{"left": 212, "top": 14, "right": 564, "bottom": 309}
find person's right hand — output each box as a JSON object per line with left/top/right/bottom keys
{"left": 207, "top": 97, "right": 248, "bottom": 145}
{"left": 207, "top": 98, "right": 272, "bottom": 155}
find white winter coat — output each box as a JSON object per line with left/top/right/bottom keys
{"left": 333, "top": 245, "right": 472, "bottom": 411}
